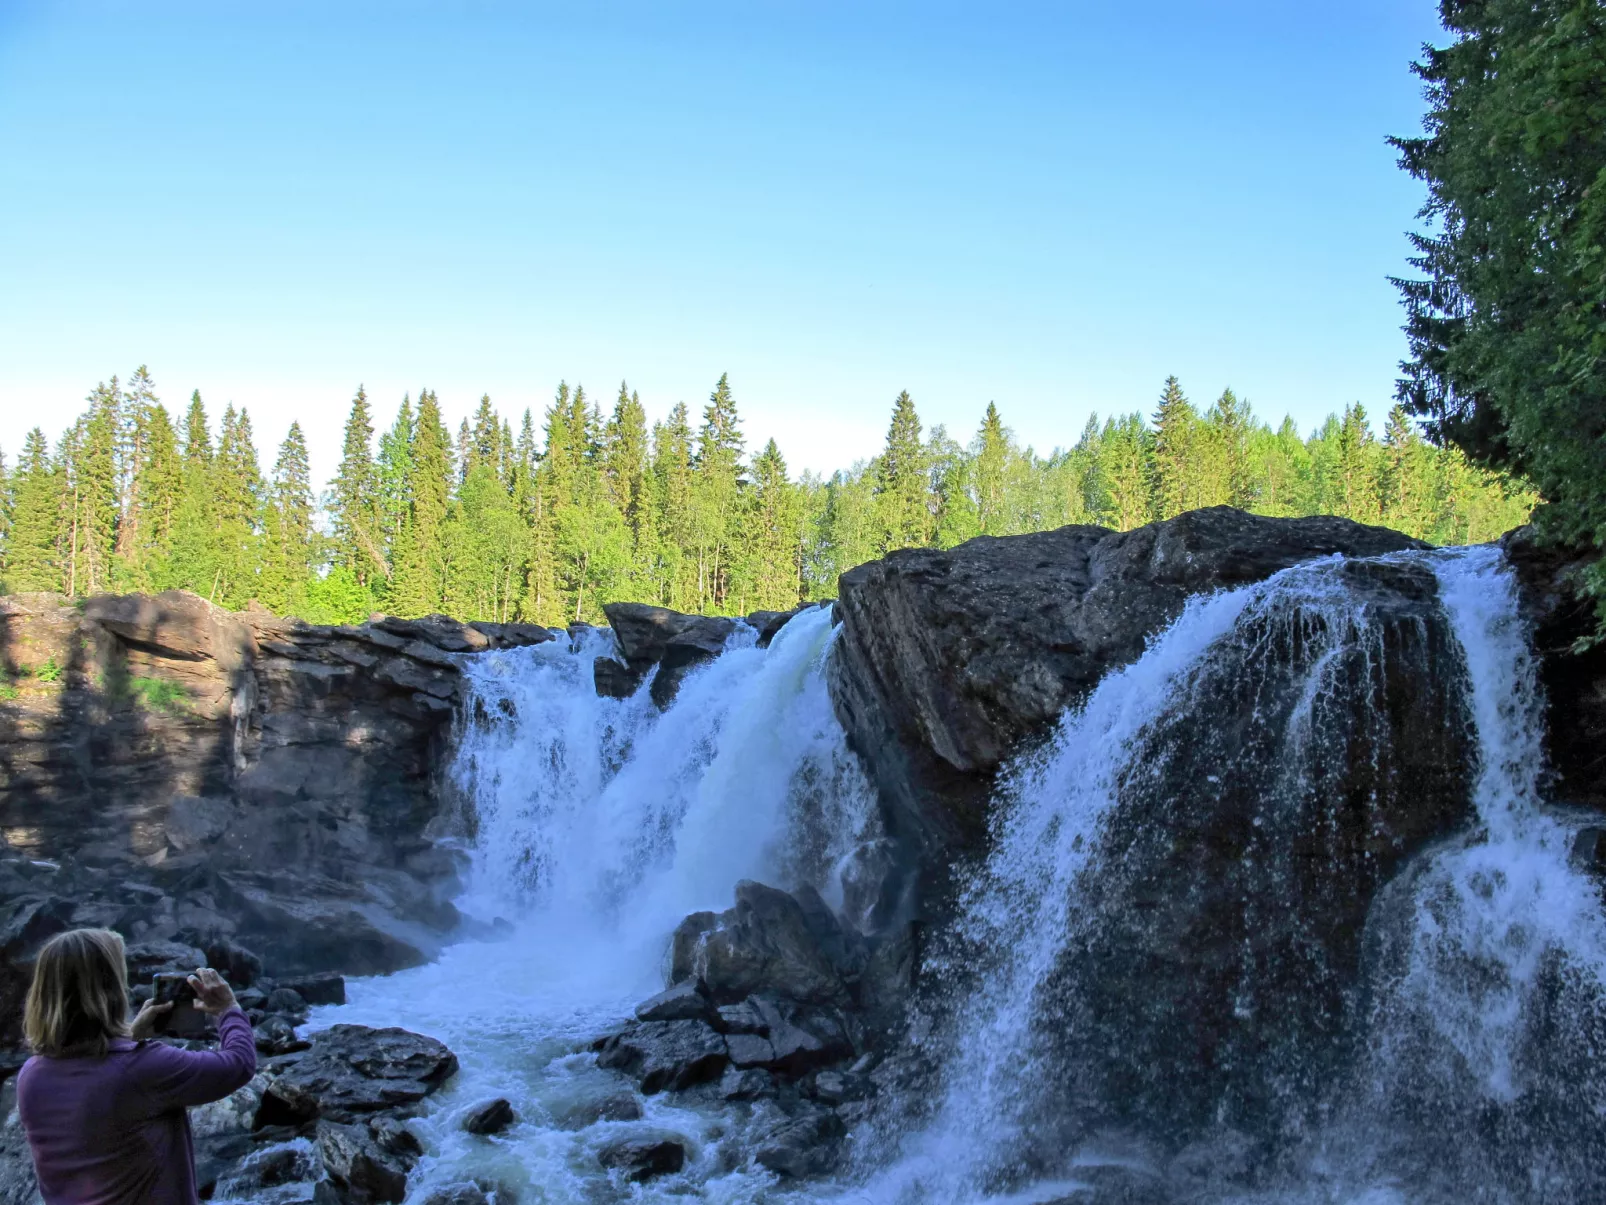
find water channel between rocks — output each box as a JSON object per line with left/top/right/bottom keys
{"left": 301, "top": 546, "right": 1606, "bottom": 1205}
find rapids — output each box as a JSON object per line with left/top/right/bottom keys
{"left": 306, "top": 546, "right": 1606, "bottom": 1205}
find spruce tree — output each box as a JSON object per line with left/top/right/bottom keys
{"left": 131, "top": 404, "right": 182, "bottom": 581}
{"left": 391, "top": 390, "right": 450, "bottom": 616}
{"left": 973, "top": 402, "right": 1010, "bottom": 533}
{"left": 61, "top": 381, "right": 121, "bottom": 595}
{"left": 1151, "top": 376, "right": 1197, "bottom": 521}
{"left": 165, "top": 393, "right": 221, "bottom": 597}
{"left": 745, "top": 438, "right": 800, "bottom": 609}
{"left": 692, "top": 374, "right": 745, "bottom": 610}
{"left": 604, "top": 383, "right": 651, "bottom": 580}
{"left": 650, "top": 404, "right": 696, "bottom": 609}
{"left": 3, "top": 430, "right": 62, "bottom": 592}
{"left": 1337, "top": 403, "right": 1380, "bottom": 522}
{"left": 1206, "top": 388, "right": 1255, "bottom": 509}
{"left": 1104, "top": 413, "right": 1155, "bottom": 530}
{"left": 115, "top": 366, "right": 160, "bottom": 567}
{"left": 330, "top": 387, "right": 383, "bottom": 583}
{"left": 876, "top": 391, "right": 930, "bottom": 550}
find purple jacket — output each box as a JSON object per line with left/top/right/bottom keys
{"left": 16, "top": 1008, "right": 256, "bottom": 1205}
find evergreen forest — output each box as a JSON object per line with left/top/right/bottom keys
{"left": 0, "top": 368, "right": 1535, "bottom": 626}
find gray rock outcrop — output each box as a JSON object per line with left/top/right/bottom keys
{"left": 828, "top": 506, "right": 1428, "bottom": 919}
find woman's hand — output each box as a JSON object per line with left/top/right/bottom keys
{"left": 187, "top": 967, "right": 238, "bottom": 1016}
{"left": 130, "top": 999, "right": 173, "bottom": 1040}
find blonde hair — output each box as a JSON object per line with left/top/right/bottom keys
{"left": 24, "top": 928, "right": 132, "bottom": 1058}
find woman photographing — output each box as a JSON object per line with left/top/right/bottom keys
{"left": 15, "top": 928, "right": 256, "bottom": 1205}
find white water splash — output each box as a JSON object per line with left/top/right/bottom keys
{"left": 1370, "top": 548, "right": 1606, "bottom": 1106}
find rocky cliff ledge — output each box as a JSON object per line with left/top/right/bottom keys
{"left": 826, "top": 506, "right": 1431, "bottom": 922}
{"left": 0, "top": 590, "right": 554, "bottom": 1015}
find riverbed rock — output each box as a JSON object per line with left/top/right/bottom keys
{"left": 461, "top": 1097, "right": 515, "bottom": 1135}
{"left": 258, "top": 1025, "right": 459, "bottom": 1125}
{"left": 828, "top": 506, "right": 1429, "bottom": 920}
{"left": 316, "top": 1120, "right": 409, "bottom": 1203}
{"left": 597, "top": 1133, "right": 687, "bottom": 1182}
{"left": 751, "top": 1105, "right": 846, "bottom": 1179}
{"left": 634, "top": 980, "right": 716, "bottom": 1024}
{"left": 594, "top": 1020, "right": 729, "bottom": 1094}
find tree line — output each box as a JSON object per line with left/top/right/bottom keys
{"left": 0, "top": 368, "right": 1535, "bottom": 626}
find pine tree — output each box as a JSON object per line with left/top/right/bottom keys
{"left": 973, "top": 403, "right": 1010, "bottom": 534}
{"left": 61, "top": 380, "right": 121, "bottom": 596}
{"left": 691, "top": 374, "right": 745, "bottom": 610}
{"left": 130, "top": 404, "right": 182, "bottom": 581}
{"left": 1336, "top": 403, "right": 1380, "bottom": 522}
{"left": 1205, "top": 387, "right": 1255, "bottom": 509}
{"left": 3, "top": 430, "right": 62, "bottom": 591}
{"left": 876, "top": 391, "right": 930, "bottom": 551}
{"left": 391, "top": 390, "right": 451, "bottom": 616}
{"left": 746, "top": 438, "right": 801, "bottom": 609}
{"left": 1151, "top": 376, "right": 1197, "bottom": 521}
{"left": 649, "top": 403, "right": 696, "bottom": 609}
{"left": 115, "top": 365, "right": 160, "bottom": 569}
{"left": 330, "top": 387, "right": 383, "bottom": 583}
{"left": 1103, "top": 413, "right": 1154, "bottom": 530}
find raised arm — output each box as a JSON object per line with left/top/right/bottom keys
{"left": 133, "top": 1007, "right": 257, "bottom": 1109}
{"left": 128, "top": 967, "right": 257, "bottom": 1111}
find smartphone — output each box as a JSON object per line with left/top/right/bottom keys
{"left": 151, "top": 972, "right": 210, "bottom": 1038}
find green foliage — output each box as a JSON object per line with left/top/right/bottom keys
{"left": 1392, "top": 0, "right": 1606, "bottom": 621}
{"left": 126, "top": 675, "right": 188, "bottom": 714}
{"left": 35, "top": 656, "right": 61, "bottom": 683}
{"left": 0, "top": 370, "right": 1538, "bottom": 625}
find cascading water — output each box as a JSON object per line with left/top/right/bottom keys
{"left": 853, "top": 545, "right": 1606, "bottom": 1205}
{"left": 309, "top": 607, "right": 882, "bottom": 1203}
{"left": 295, "top": 544, "right": 1606, "bottom": 1205}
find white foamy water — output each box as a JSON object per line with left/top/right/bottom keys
{"left": 310, "top": 607, "right": 881, "bottom": 1203}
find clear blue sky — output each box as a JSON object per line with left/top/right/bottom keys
{"left": 0, "top": 1, "right": 1444, "bottom": 492}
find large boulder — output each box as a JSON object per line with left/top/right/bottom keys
{"left": 258, "top": 1025, "right": 458, "bottom": 1125}
{"left": 593, "top": 603, "right": 738, "bottom": 706}
{"left": 828, "top": 506, "right": 1428, "bottom": 917}
{"left": 594, "top": 1020, "right": 729, "bottom": 1094}
{"left": 669, "top": 881, "right": 861, "bottom": 1006}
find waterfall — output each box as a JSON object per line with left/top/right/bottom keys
{"left": 1336, "top": 547, "right": 1606, "bottom": 1202}
{"left": 857, "top": 545, "right": 1606, "bottom": 1204}
{"left": 317, "top": 607, "right": 881, "bottom": 1203}
{"left": 300, "top": 545, "right": 1606, "bottom": 1205}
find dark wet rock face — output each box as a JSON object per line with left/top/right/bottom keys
{"left": 1501, "top": 527, "right": 1606, "bottom": 810}
{"left": 0, "top": 590, "right": 555, "bottom": 1003}
{"left": 1028, "top": 556, "right": 1477, "bottom": 1140}
{"left": 828, "top": 507, "right": 1428, "bottom": 918}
